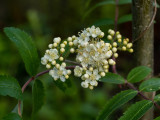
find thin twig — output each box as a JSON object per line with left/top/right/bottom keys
{"left": 111, "top": 0, "right": 160, "bottom": 110}
{"left": 114, "top": 0, "right": 119, "bottom": 32}
{"left": 65, "top": 59, "right": 81, "bottom": 66}
{"left": 18, "top": 66, "right": 76, "bottom": 116}
{"left": 125, "top": 80, "right": 160, "bottom": 110}
{"left": 133, "top": 0, "right": 157, "bottom": 43}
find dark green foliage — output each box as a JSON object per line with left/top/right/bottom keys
{"left": 118, "top": 0, "right": 131, "bottom": 5}
{"left": 154, "top": 94, "right": 160, "bottom": 102}
{"left": 0, "top": 75, "right": 22, "bottom": 100}
{"left": 139, "top": 78, "right": 160, "bottom": 92}
{"left": 4, "top": 27, "right": 39, "bottom": 76}
{"left": 127, "top": 66, "right": 151, "bottom": 83}
{"left": 53, "top": 75, "right": 77, "bottom": 95}
{"left": 2, "top": 113, "right": 22, "bottom": 120}
{"left": 99, "top": 72, "right": 125, "bottom": 84}
{"left": 97, "top": 90, "right": 137, "bottom": 120}
{"left": 118, "top": 14, "right": 132, "bottom": 24}
{"left": 119, "top": 100, "right": 153, "bottom": 120}
{"left": 154, "top": 116, "right": 160, "bottom": 120}
{"left": 32, "top": 80, "right": 45, "bottom": 117}
{"left": 94, "top": 18, "right": 114, "bottom": 27}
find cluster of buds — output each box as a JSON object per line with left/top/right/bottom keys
{"left": 107, "top": 29, "right": 133, "bottom": 54}
{"left": 41, "top": 26, "right": 133, "bottom": 89}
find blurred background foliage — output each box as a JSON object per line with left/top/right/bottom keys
{"left": 0, "top": 0, "right": 160, "bottom": 120}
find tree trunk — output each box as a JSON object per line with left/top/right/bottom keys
{"left": 132, "top": 0, "right": 154, "bottom": 120}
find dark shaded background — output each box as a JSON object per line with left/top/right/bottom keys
{"left": 0, "top": 0, "right": 160, "bottom": 120}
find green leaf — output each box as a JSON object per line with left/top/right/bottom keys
{"left": 154, "top": 116, "right": 160, "bottom": 120}
{"left": 4, "top": 27, "right": 39, "bottom": 76}
{"left": 118, "top": 0, "right": 131, "bottom": 5}
{"left": 119, "top": 100, "right": 153, "bottom": 120}
{"left": 32, "top": 80, "right": 45, "bottom": 116}
{"left": 139, "top": 78, "right": 160, "bottom": 92}
{"left": 93, "top": 18, "right": 114, "bottom": 27}
{"left": 62, "top": 43, "right": 70, "bottom": 58}
{"left": 53, "top": 75, "right": 77, "bottom": 95}
{"left": 97, "top": 90, "right": 137, "bottom": 120}
{"left": 154, "top": 94, "right": 160, "bottom": 102}
{"left": 127, "top": 66, "right": 151, "bottom": 83}
{"left": 2, "top": 113, "right": 22, "bottom": 120}
{"left": 83, "top": 0, "right": 131, "bottom": 20}
{"left": 118, "top": 14, "right": 132, "bottom": 24}
{"left": 83, "top": 0, "right": 115, "bottom": 20}
{"left": 99, "top": 72, "right": 125, "bottom": 84}
{"left": 0, "top": 75, "right": 22, "bottom": 100}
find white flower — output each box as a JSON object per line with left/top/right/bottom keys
{"left": 49, "top": 65, "right": 68, "bottom": 82}
{"left": 42, "top": 49, "right": 59, "bottom": 66}
{"left": 53, "top": 37, "right": 61, "bottom": 43}
{"left": 81, "top": 81, "right": 89, "bottom": 88}
{"left": 41, "top": 57, "right": 48, "bottom": 65}
{"left": 74, "top": 66, "right": 83, "bottom": 77}
{"left": 86, "top": 69, "right": 101, "bottom": 81}
{"left": 48, "top": 49, "right": 59, "bottom": 61}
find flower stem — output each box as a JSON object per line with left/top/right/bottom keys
{"left": 112, "top": 62, "right": 160, "bottom": 110}
{"left": 65, "top": 59, "right": 81, "bottom": 66}
{"left": 18, "top": 66, "right": 75, "bottom": 117}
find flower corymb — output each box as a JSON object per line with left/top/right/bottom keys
{"left": 41, "top": 26, "right": 133, "bottom": 89}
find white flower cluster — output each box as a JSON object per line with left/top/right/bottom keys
{"left": 71, "top": 26, "right": 115, "bottom": 89}
{"left": 41, "top": 26, "right": 133, "bottom": 89}
{"left": 41, "top": 37, "right": 72, "bottom": 82}
{"left": 75, "top": 26, "right": 104, "bottom": 47}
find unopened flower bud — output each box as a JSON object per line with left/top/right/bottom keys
{"left": 100, "top": 72, "right": 105, "bottom": 77}
{"left": 113, "top": 42, "right": 117, "bottom": 47}
{"left": 107, "top": 35, "right": 112, "bottom": 40}
{"left": 46, "top": 64, "right": 51, "bottom": 69}
{"left": 123, "top": 40, "right": 127, "bottom": 45}
{"left": 60, "top": 48, "right": 65, "bottom": 53}
{"left": 89, "top": 67, "right": 93, "bottom": 71}
{"left": 112, "top": 47, "right": 117, "bottom": 53}
{"left": 109, "top": 59, "right": 115, "bottom": 65}
{"left": 84, "top": 74, "right": 89, "bottom": 79}
{"left": 67, "top": 70, "right": 71, "bottom": 75}
{"left": 70, "top": 48, "right": 75, "bottom": 53}
{"left": 118, "top": 39, "right": 122, "bottom": 42}
{"left": 53, "top": 43, "right": 57, "bottom": 47}
{"left": 59, "top": 57, "right": 64, "bottom": 61}
{"left": 89, "top": 86, "right": 94, "bottom": 90}
{"left": 110, "top": 30, "right": 115, "bottom": 36}
{"left": 48, "top": 44, "right": 53, "bottom": 48}
{"left": 129, "top": 48, "right": 134, "bottom": 53}
{"left": 61, "top": 62, "right": 66, "bottom": 67}
{"left": 100, "top": 32, "right": 104, "bottom": 38}
{"left": 63, "top": 41, "right": 67, "bottom": 45}
{"left": 69, "top": 42, "right": 73, "bottom": 46}
{"left": 55, "top": 64, "right": 60, "bottom": 68}
{"left": 127, "top": 43, "right": 133, "bottom": 48}
{"left": 114, "top": 53, "right": 118, "bottom": 58}
{"left": 60, "top": 43, "right": 65, "bottom": 48}
{"left": 52, "top": 60, "right": 56, "bottom": 65}
{"left": 65, "top": 75, "right": 69, "bottom": 79}
{"left": 122, "top": 46, "right": 126, "bottom": 51}
{"left": 117, "top": 34, "right": 122, "bottom": 39}
{"left": 68, "top": 37, "right": 72, "bottom": 42}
